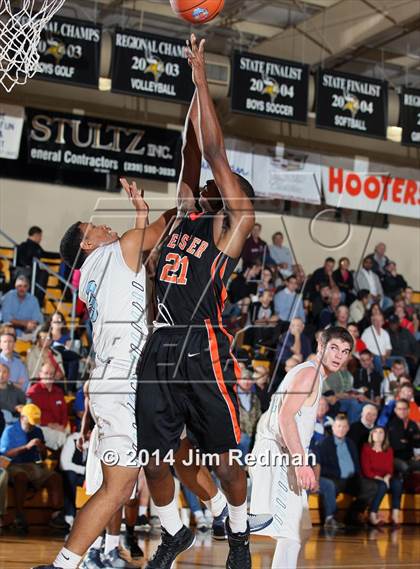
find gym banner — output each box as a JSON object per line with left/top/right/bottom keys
{"left": 0, "top": 104, "right": 24, "bottom": 160}
{"left": 322, "top": 165, "right": 420, "bottom": 219}
{"left": 400, "top": 87, "right": 420, "bottom": 147}
{"left": 26, "top": 108, "right": 182, "bottom": 181}
{"left": 316, "top": 70, "right": 388, "bottom": 139}
{"left": 111, "top": 30, "right": 194, "bottom": 102}
{"left": 36, "top": 17, "right": 101, "bottom": 88}
{"left": 231, "top": 51, "right": 308, "bottom": 123}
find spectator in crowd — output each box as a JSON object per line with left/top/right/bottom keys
{"left": 355, "top": 257, "right": 383, "bottom": 305}
{"left": 378, "top": 383, "right": 419, "bottom": 428}
{"left": 237, "top": 368, "right": 262, "bottom": 460}
{"left": 346, "top": 323, "right": 367, "bottom": 359}
{"left": 274, "top": 275, "right": 305, "bottom": 323}
{"left": 275, "top": 318, "right": 311, "bottom": 365}
{"left": 323, "top": 363, "right": 363, "bottom": 424}
{"left": 73, "top": 385, "right": 85, "bottom": 431}
{"left": 311, "top": 396, "right": 333, "bottom": 449}
{"left": 47, "top": 312, "right": 80, "bottom": 392}
{"left": 0, "top": 403, "right": 64, "bottom": 532}
{"left": 361, "top": 313, "right": 391, "bottom": 372}
{"left": 15, "top": 226, "right": 59, "bottom": 305}
{"left": 257, "top": 267, "right": 277, "bottom": 296}
{"left": 335, "top": 304, "right": 350, "bottom": 329}
{"left": 333, "top": 257, "right": 354, "bottom": 304}
{"left": 322, "top": 390, "right": 341, "bottom": 419}
{"left": 311, "top": 283, "right": 331, "bottom": 325}
{"left": 252, "top": 365, "right": 271, "bottom": 413}
{"left": 387, "top": 314, "right": 418, "bottom": 376}
{"left": 0, "top": 363, "right": 26, "bottom": 427}
{"left": 319, "top": 290, "right": 341, "bottom": 329}
{"left": 316, "top": 415, "right": 377, "bottom": 528}
{"left": 26, "top": 329, "right": 65, "bottom": 382}
{"left": 348, "top": 404, "right": 378, "bottom": 451}
{"left": 49, "top": 311, "right": 71, "bottom": 348}
{"left": 227, "top": 262, "right": 261, "bottom": 307}
{"left": 382, "top": 261, "right": 407, "bottom": 301}
{"left": 0, "top": 456, "right": 7, "bottom": 528}
{"left": 60, "top": 430, "right": 89, "bottom": 528}
{"left": 367, "top": 243, "right": 390, "bottom": 278}
{"left": 0, "top": 333, "right": 29, "bottom": 391}
{"left": 1, "top": 276, "right": 44, "bottom": 338}
{"left": 245, "top": 290, "right": 279, "bottom": 348}
{"left": 268, "top": 232, "right": 293, "bottom": 278}
{"left": 390, "top": 298, "right": 416, "bottom": 335}
{"left": 361, "top": 427, "right": 403, "bottom": 527}
{"left": 349, "top": 290, "right": 370, "bottom": 324}
{"left": 309, "top": 257, "right": 336, "bottom": 300}
{"left": 403, "top": 286, "right": 417, "bottom": 320}
{"left": 241, "top": 223, "right": 267, "bottom": 269}
{"left": 387, "top": 399, "right": 420, "bottom": 476}
{"left": 353, "top": 350, "right": 383, "bottom": 403}
{"left": 381, "top": 360, "right": 407, "bottom": 404}
{"left": 27, "top": 362, "right": 68, "bottom": 450}
{"left": 292, "top": 263, "right": 306, "bottom": 293}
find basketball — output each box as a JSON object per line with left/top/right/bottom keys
{"left": 169, "top": 0, "right": 225, "bottom": 24}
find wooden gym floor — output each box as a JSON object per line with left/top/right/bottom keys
{"left": 0, "top": 526, "right": 419, "bottom": 569}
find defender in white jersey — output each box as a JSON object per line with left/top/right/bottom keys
{"left": 250, "top": 327, "right": 354, "bottom": 569}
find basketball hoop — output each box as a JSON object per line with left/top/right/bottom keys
{"left": 0, "top": 0, "right": 66, "bottom": 92}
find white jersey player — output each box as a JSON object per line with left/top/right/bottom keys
{"left": 250, "top": 327, "right": 354, "bottom": 569}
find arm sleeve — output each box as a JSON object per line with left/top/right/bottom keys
{"left": 59, "top": 436, "right": 85, "bottom": 475}
{"left": 0, "top": 427, "right": 12, "bottom": 454}
{"left": 360, "top": 444, "right": 374, "bottom": 478}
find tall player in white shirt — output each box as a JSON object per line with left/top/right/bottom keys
{"left": 250, "top": 327, "right": 354, "bottom": 569}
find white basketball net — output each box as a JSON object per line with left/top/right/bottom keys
{"left": 0, "top": 0, "right": 66, "bottom": 92}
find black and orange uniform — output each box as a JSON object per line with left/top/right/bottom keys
{"left": 136, "top": 211, "right": 242, "bottom": 455}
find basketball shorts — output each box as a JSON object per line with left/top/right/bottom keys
{"left": 136, "top": 324, "right": 241, "bottom": 456}
{"left": 88, "top": 363, "right": 139, "bottom": 468}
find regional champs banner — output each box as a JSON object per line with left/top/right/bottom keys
{"left": 111, "top": 30, "right": 194, "bottom": 103}
{"left": 316, "top": 70, "right": 388, "bottom": 139}
{"left": 400, "top": 87, "right": 420, "bottom": 147}
{"left": 27, "top": 108, "right": 181, "bottom": 181}
{"left": 36, "top": 17, "right": 101, "bottom": 87}
{"left": 231, "top": 51, "right": 308, "bottom": 123}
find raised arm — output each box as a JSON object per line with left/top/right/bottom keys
{"left": 177, "top": 91, "right": 202, "bottom": 213}
{"left": 187, "top": 34, "right": 255, "bottom": 257}
{"left": 119, "top": 178, "right": 177, "bottom": 272}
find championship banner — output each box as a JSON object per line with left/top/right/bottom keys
{"left": 0, "top": 104, "right": 24, "bottom": 160}
{"left": 316, "top": 70, "right": 388, "bottom": 139}
{"left": 111, "top": 30, "right": 194, "bottom": 103}
{"left": 27, "top": 108, "right": 181, "bottom": 181}
{"left": 231, "top": 51, "right": 308, "bottom": 123}
{"left": 36, "top": 17, "right": 101, "bottom": 88}
{"left": 400, "top": 87, "right": 420, "bottom": 147}
{"left": 322, "top": 165, "right": 420, "bottom": 219}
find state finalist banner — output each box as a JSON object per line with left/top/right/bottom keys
{"left": 231, "top": 51, "right": 308, "bottom": 123}
{"left": 400, "top": 87, "right": 420, "bottom": 147}
{"left": 26, "top": 108, "right": 182, "bottom": 181}
{"left": 316, "top": 70, "right": 388, "bottom": 139}
{"left": 111, "top": 30, "right": 194, "bottom": 103}
{"left": 322, "top": 166, "right": 420, "bottom": 219}
{"left": 36, "top": 17, "right": 101, "bottom": 88}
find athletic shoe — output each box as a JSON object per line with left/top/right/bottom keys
{"left": 125, "top": 533, "right": 144, "bottom": 558}
{"left": 212, "top": 506, "right": 273, "bottom": 541}
{"left": 102, "top": 547, "right": 136, "bottom": 568}
{"left": 226, "top": 519, "right": 251, "bottom": 569}
{"left": 145, "top": 525, "right": 195, "bottom": 569}
{"left": 324, "top": 517, "right": 345, "bottom": 530}
{"left": 136, "top": 514, "right": 152, "bottom": 533}
{"left": 80, "top": 547, "right": 106, "bottom": 568}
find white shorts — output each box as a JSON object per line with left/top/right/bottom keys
{"left": 249, "top": 438, "right": 312, "bottom": 541}
{"left": 88, "top": 364, "right": 139, "bottom": 468}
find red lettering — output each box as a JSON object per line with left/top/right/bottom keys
{"left": 381, "top": 175, "right": 392, "bottom": 201}
{"left": 403, "top": 180, "right": 417, "bottom": 205}
{"left": 186, "top": 237, "right": 201, "bottom": 256}
{"left": 195, "top": 240, "right": 209, "bottom": 259}
{"left": 178, "top": 233, "right": 190, "bottom": 251}
{"left": 364, "top": 176, "right": 381, "bottom": 200}
{"left": 345, "top": 173, "right": 362, "bottom": 197}
{"left": 167, "top": 233, "right": 179, "bottom": 249}
{"left": 392, "top": 178, "right": 404, "bottom": 203}
{"left": 329, "top": 167, "right": 343, "bottom": 193}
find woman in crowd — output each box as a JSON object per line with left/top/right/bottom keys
{"left": 46, "top": 312, "right": 79, "bottom": 393}
{"left": 27, "top": 329, "right": 65, "bottom": 382}
{"left": 333, "top": 257, "right": 354, "bottom": 304}
{"left": 361, "top": 426, "right": 403, "bottom": 527}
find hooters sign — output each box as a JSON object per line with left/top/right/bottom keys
{"left": 322, "top": 167, "right": 420, "bottom": 219}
